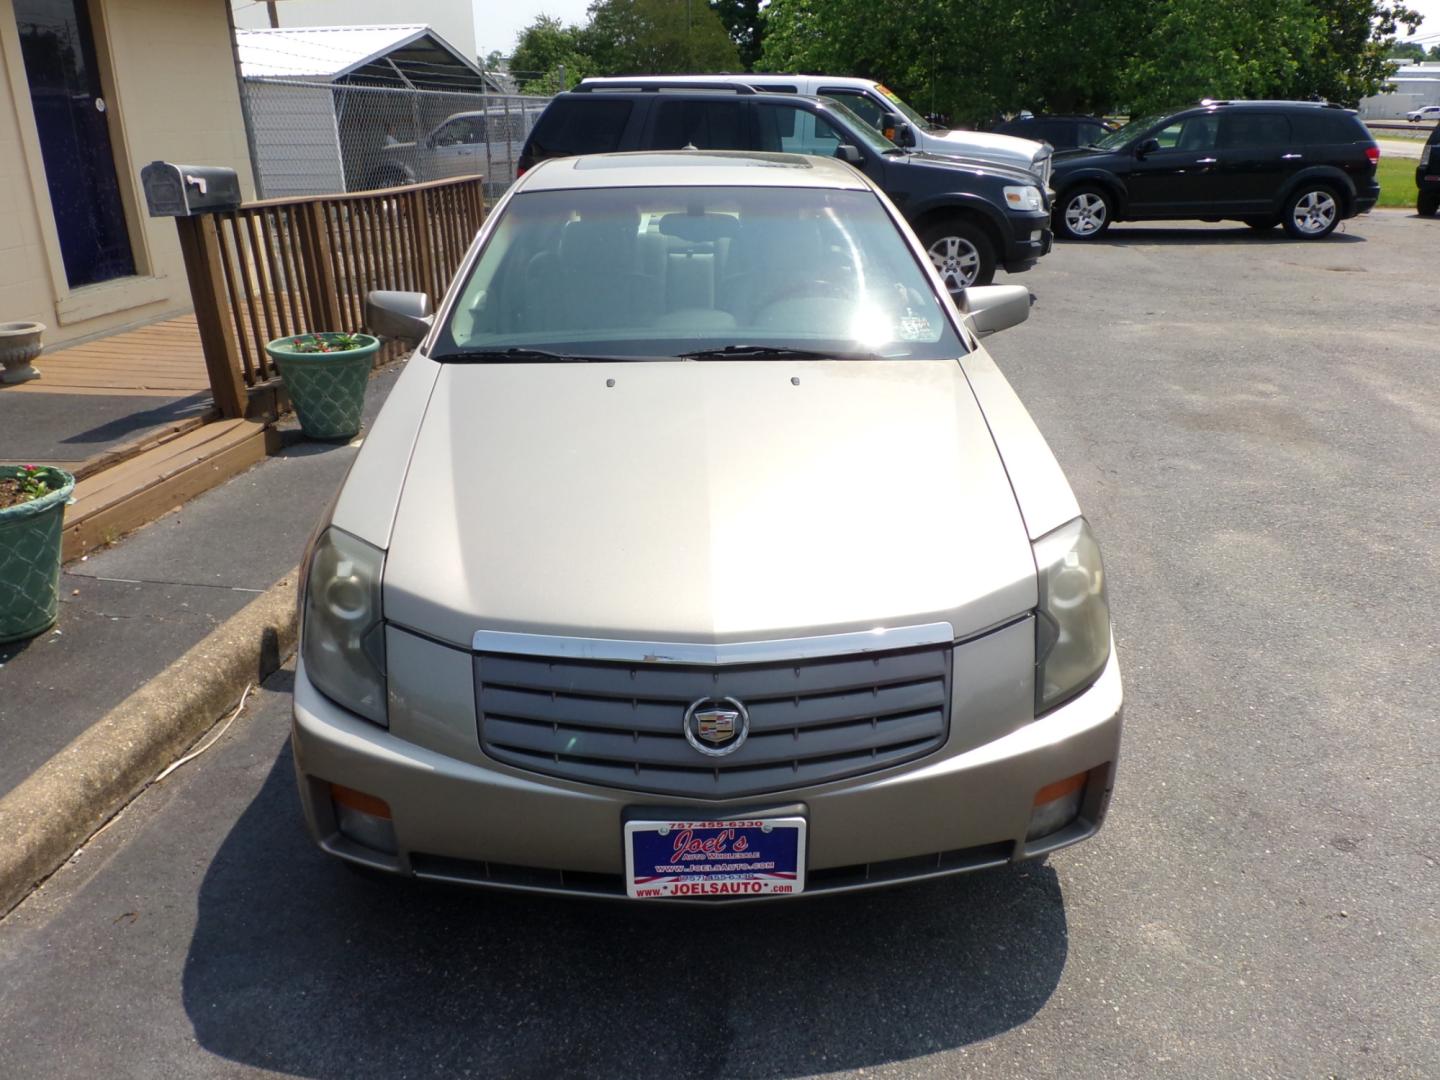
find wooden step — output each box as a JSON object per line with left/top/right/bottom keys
{"left": 62, "top": 418, "right": 278, "bottom": 560}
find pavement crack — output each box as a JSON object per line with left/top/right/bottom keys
{"left": 64, "top": 573, "right": 265, "bottom": 595}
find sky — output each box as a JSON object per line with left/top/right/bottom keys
{"left": 472, "top": 0, "right": 1440, "bottom": 60}
{"left": 474, "top": 0, "right": 592, "bottom": 58}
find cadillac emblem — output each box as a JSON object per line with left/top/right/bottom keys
{"left": 683, "top": 696, "right": 750, "bottom": 757}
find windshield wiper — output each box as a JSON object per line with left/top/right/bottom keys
{"left": 432, "top": 347, "right": 625, "bottom": 363}
{"left": 677, "top": 344, "right": 877, "bottom": 361}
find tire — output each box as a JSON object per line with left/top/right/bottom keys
{"left": 365, "top": 167, "right": 411, "bottom": 192}
{"left": 920, "top": 218, "right": 996, "bottom": 293}
{"left": 1418, "top": 192, "right": 1439, "bottom": 217}
{"left": 1055, "top": 186, "right": 1113, "bottom": 240}
{"left": 1281, "top": 183, "right": 1341, "bottom": 239}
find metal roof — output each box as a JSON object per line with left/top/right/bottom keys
{"left": 236, "top": 24, "right": 500, "bottom": 92}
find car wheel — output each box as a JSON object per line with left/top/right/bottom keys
{"left": 1056, "top": 187, "right": 1113, "bottom": 240}
{"left": 365, "top": 168, "right": 412, "bottom": 191}
{"left": 1282, "top": 184, "right": 1341, "bottom": 239}
{"left": 921, "top": 219, "right": 996, "bottom": 293}
{"left": 1418, "top": 192, "right": 1439, "bottom": 217}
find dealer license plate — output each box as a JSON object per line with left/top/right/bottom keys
{"left": 624, "top": 817, "right": 807, "bottom": 899}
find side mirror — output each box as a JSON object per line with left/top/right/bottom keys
{"left": 835, "top": 143, "right": 863, "bottom": 165}
{"left": 366, "top": 290, "right": 433, "bottom": 344}
{"left": 959, "top": 285, "right": 1033, "bottom": 337}
{"left": 1135, "top": 137, "right": 1161, "bottom": 158}
{"left": 885, "top": 117, "right": 916, "bottom": 147}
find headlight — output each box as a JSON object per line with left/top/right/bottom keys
{"left": 1033, "top": 517, "right": 1111, "bottom": 713}
{"left": 302, "top": 527, "right": 387, "bottom": 725}
{"left": 1003, "top": 185, "right": 1044, "bottom": 212}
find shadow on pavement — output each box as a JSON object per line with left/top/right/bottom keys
{"left": 59, "top": 393, "right": 211, "bottom": 446}
{"left": 183, "top": 745, "right": 1069, "bottom": 1078}
{"left": 1076, "top": 224, "right": 1367, "bottom": 246}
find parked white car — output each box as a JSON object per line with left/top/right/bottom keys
{"left": 1405, "top": 105, "right": 1440, "bottom": 122}
{"left": 579, "top": 74, "right": 1054, "bottom": 187}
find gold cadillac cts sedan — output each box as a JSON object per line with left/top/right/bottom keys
{"left": 292, "top": 151, "right": 1122, "bottom": 902}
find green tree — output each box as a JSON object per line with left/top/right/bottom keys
{"left": 584, "top": 0, "right": 741, "bottom": 74}
{"left": 1387, "top": 40, "right": 1426, "bottom": 59}
{"left": 1286, "top": 1, "right": 1422, "bottom": 105}
{"left": 1122, "top": 0, "right": 1316, "bottom": 115}
{"left": 709, "top": 0, "right": 765, "bottom": 69}
{"left": 762, "top": 0, "right": 1424, "bottom": 122}
{"left": 509, "top": 15, "right": 591, "bottom": 93}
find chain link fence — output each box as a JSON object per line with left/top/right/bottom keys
{"left": 241, "top": 79, "right": 552, "bottom": 201}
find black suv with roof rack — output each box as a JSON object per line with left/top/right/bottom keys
{"left": 516, "top": 81, "right": 1052, "bottom": 291}
{"left": 1049, "top": 100, "right": 1380, "bottom": 240}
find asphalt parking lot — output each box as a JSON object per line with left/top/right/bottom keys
{"left": 1, "top": 210, "right": 1436, "bottom": 1079}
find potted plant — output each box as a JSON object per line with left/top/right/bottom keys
{"left": 0, "top": 320, "right": 45, "bottom": 384}
{"left": 264, "top": 332, "right": 380, "bottom": 440}
{"left": 0, "top": 464, "right": 76, "bottom": 643}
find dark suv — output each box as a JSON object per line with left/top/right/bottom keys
{"left": 1418, "top": 126, "right": 1439, "bottom": 217}
{"left": 1049, "top": 100, "right": 1379, "bottom": 240}
{"left": 991, "top": 114, "right": 1116, "bottom": 150}
{"left": 517, "top": 83, "right": 1052, "bottom": 291}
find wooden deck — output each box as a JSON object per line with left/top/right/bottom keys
{"left": 7, "top": 315, "right": 211, "bottom": 399}
{"left": 62, "top": 418, "right": 276, "bottom": 560}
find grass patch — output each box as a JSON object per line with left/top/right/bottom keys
{"left": 1368, "top": 126, "right": 1433, "bottom": 142}
{"left": 1375, "top": 155, "right": 1420, "bottom": 208}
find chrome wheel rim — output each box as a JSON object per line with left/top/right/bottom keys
{"left": 927, "top": 235, "right": 981, "bottom": 291}
{"left": 1292, "top": 191, "right": 1337, "bottom": 235}
{"left": 1064, "top": 192, "right": 1107, "bottom": 236}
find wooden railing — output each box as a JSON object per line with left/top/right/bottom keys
{"left": 174, "top": 176, "right": 487, "bottom": 418}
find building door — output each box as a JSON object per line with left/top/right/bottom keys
{"left": 15, "top": 0, "right": 136, "bottom": 288}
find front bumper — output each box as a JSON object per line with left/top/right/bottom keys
{"left": 999, "top": 208, "right": 1053, "bottom": 273}
{"left": 291, "top": 635, "right": 1123, "bottom": 902}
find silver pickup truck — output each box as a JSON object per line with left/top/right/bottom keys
{"left": 365, "top": 109, "right": 532, "bottom": 190}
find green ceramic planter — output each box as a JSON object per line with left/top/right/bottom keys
{"left": 0, "top": 465, "right": 76, "bottom": 644}
{"left": 265, "top": 333, "right": 381, "bottom": 440}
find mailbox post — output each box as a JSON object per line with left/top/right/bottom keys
{"left": 140, "top": 162, "right": 247, "bottom": 419}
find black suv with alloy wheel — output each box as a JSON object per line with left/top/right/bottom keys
{"left": 518, "top": 83, "right": 1052, "bottom": 291}
{"left": 1050, "top": 100, "right": 1379, "bottom": 240}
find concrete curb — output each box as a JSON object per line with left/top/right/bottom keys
{"left": 0, "top": 569, "right": 299, "bottom": 918}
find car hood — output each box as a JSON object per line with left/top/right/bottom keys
{"left": 382, "top": 359, "right": 1037, "bottom": 648}
{"left": 898, "top": 151, "right": 1043, "bottom": 186}
{"left": 1050, "top": 146, "right": 1120, "bottom": 169}
{"left": 920, "top": 128, "right": 1048, "bottom": 164}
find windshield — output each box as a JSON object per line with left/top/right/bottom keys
{"left": 875, "top": 84, "right": 935, "bottom": 130}
{"left": 820, "top": 100, "right": 902, "bottom": 155}
{"left": 1091, "top": 113, "right": 1166, "bottom": 150}
{"left": 433, "top": 184, "right": 965, "bottom": 362}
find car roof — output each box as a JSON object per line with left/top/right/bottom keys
{"left": 517, "top": 150, "right": 873, "bottom": 192}
{"left": 579, "top": 73, "right": 870, "bottom": 87}
{"left": 1190, "top": 99, "right": 1351, "bottom": 111}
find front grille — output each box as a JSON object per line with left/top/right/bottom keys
{"left": 474, "top": 640, "right": 952, "bottom": 798}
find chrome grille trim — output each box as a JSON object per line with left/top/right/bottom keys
{"left": 474, "top": 631, "right": 954, "bottom": 799}
{"left": 471, "top": 621, "right": 954, "bottom": 665}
